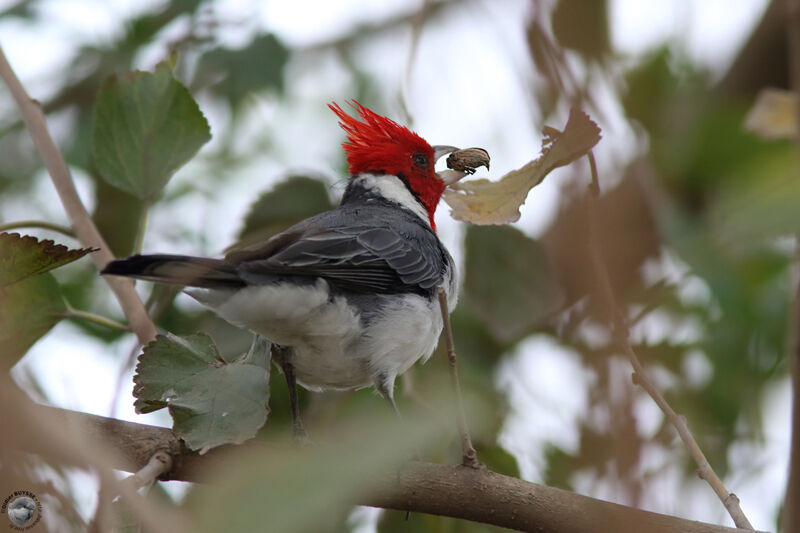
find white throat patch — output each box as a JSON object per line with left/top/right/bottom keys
{"left": 355, "top": 173, "right": 430, "bottom": 225}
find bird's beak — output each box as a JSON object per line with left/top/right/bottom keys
{"left": 434, "top": 146, "right": 490, "bottom": 185}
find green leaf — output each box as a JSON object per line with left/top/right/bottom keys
{"left": 463, "top": 225, "right": 562, "bottom": 343}
{"left": 133, "top": 333, "right": 271, "bottom": 453}
{"left": 197, "top": 33, "right": 289, "bottom": 108}
{"left": 0, "top": 273, "right": 66, "bottom": 368}
{"left": 91, "top": 177, "right": 146, "bottom": 257}
{"left": 91, "top": 61, "right": 211, "bottom": 201}
{"left": 0, "top": 232, "right": 96, "bottom": 287}
{"left": 231, "top": 175, "right": 333, "bottom": 251}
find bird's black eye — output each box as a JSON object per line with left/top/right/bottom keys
{"left": 412, "top": 152, "right": 429, "bottom": 167}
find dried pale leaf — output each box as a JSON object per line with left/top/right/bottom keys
{"left": 744, "top": 88, "right": 798, "bottom": 140}
{"left": 443, "top": 108, "right": 601, "bottom": 224}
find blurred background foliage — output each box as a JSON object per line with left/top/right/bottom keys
{"left": 0, "top": 0, "right": 795, "bottom": 531}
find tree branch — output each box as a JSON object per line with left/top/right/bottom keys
{"left": 0, "top": 45, "right": 157, "bottom": 345}
{"left": 7, "top": 399, "right": 764, "bottom": 533}
{"left": 584, "top": 153, "right": 754, "bottom": 530}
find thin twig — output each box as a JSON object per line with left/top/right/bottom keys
{"left": 436, "top": 286, "right": 480, "bottom": 468}
{"left": 0, "top": 219, "right": 75, "bottom": 238}
{"left": 0, "top": 44, "right": 158, "bottom": 345}
{"left": 397, "top": 0, "right": 431, "bottom": 125}
{"left": 584, "top": 152, "right": 753, "bottom": 529}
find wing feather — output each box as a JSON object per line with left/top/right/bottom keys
{"left": 228, "top": 206, "right": 446, "bottom": 294}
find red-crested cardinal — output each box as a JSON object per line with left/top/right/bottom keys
{"left": 102, "top": 101, "right": 489, "bottom": 437}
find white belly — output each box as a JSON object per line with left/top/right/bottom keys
{"left": 187, "top": 279, "right": 446, "bottom": 391}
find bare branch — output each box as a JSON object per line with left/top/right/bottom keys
{"left": 584, "top": 152, "right": 754, "bottom": 530}
{"left": 0, "top": 45, "right": 157, "bottom": 345}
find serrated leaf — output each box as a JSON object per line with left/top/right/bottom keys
{"left": 443, "top": 108, "right": 601, "bottom": 224}
{"left": 0, "top": 273, "right": 66, "bottom": 368}
{"left": 463, "top": 226, "right": 562, "bottom": 343}
{"left": 133, "top": 333, "right": 271, "bottom": 453}
{"left": 91, "top": 61, "right": 211, "bottom": 201}
{"left": 743, "top": 87, "right": 798, "bottom": 140}
{"left": 0, "top": 232, "right": 97, "bottom": 287}
{"left": 231, "top": 175, "right": 333, "bottom": 251}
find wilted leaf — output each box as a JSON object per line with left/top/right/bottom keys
{"left": 463, "top": 226, "right": 562, "bottom": 343}
{"left": 0, "top": 273, "right": 66, "bottom": 368}
{"left": 232, "top": 175, "right": 333, "bottom": 250}
{"left": 443, "top": 108, "right": 601, "bottom": 224}
{"left": 91, "top": 61, "right": 211, "bottom": 201}
{"left": 0, "top": 232, "right": 96, "bottom": 287}
{"left": 744, "top": 88, "right": 798, "bottom": 140}
{"left": 133, "top": 333, "right": 271, "bottom": 453}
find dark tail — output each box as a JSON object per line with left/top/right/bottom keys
{"left": 101, "top": 254, "right": 245, "bottom": 289}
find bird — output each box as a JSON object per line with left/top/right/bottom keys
{"left": 102, "top": 101, "right": 489, "bottom": 438}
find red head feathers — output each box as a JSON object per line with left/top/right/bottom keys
{"left": 329, "top": 101, "right": 445, "bottom": 229}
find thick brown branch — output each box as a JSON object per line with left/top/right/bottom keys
{"left": 8, "top": 400, "right": 765, "bottom": 533}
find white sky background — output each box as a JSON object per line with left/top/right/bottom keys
{"left": 0, "top": 0, "right": 785, "bottom": 530}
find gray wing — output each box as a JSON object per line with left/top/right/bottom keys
{"left": 226, "top": 207, "right": 447, "bottom": 295}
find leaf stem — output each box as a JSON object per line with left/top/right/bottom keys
{"left": 0, "top": 219, "right": 75, "bottom": 238}
{"left": 133, "top": 202, "right": 151, "bottom": 255}
{"left": 63, "top": 303, "right": 130, "bottom": 332}
{"left": 584, "top": 151, "right": 753, "bottom": 530}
